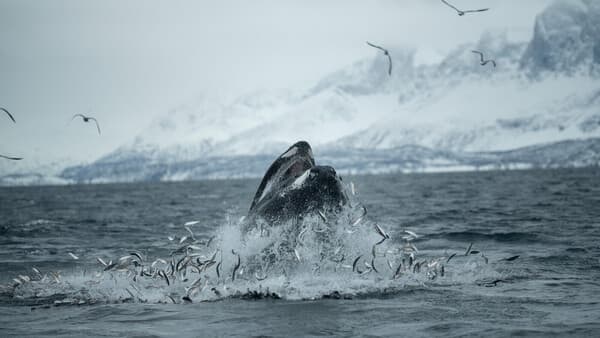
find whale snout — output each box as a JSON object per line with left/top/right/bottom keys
{"left": 307, "top": 165, "right": 348, "bottom": 207}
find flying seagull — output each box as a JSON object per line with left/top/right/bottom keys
{"left": 1, "top": 108, "right": 15, "bottom": 123}
{"left": 441, "top": 0, "right": 489, "bottom": 16}
{"left": 72, "top": 114, "right": 101, "bottom": 135}
{"left": 366, "top": 41, "right": 392, "bottom": 76}
{"left": 471, "top": 50, "right": 497, "bottom": 67}
{"left": 0, "top": 154, "right": 23, "bottom": 161}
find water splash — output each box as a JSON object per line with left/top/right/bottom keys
{"left": 1, "top": 185, "right": 503, "bottom": 307}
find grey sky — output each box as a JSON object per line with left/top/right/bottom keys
{"left": 0, "top": 0, "right": 551, "bottom": 167}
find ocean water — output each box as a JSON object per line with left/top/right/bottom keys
{"left": 1, "top": 168, "right": 599, "bottom": 337}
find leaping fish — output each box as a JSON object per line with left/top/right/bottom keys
{"left": 231, "top": 250, "right": 241, "bottom": 281}
{"left": 352, "top": 255, "right": 363, "bottom": 272}
{"left": 374, "top": 223, "right": 390, "bottom": 241}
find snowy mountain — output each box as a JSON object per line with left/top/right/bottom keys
{"left": 3, "top": 0, "right": 600, "bottom": 185}
{"left": 59, "top": 138, "right": 600, "bottom": 183}
{"left": 521, "top": 0, "right": 600, "bottom": 75}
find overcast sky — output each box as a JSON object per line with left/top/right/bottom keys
{"left": 0, "top": 0, "right": 552, "bottom": 168}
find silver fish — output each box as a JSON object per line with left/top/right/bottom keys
{"left": 374, "top": 224, "right": 390, "bottom": 240}
{"left": 129, "top": 251, "right": 144, "bottom": 262}
{"left": 184, "top": 226, "right": 196, "bottom": 240}
{"left": 231, "top": 250, "right": 241, "bottom": 281}
{"left": 413, "top": 262, "right": 421, "bottom": 273}
{"left": 465, "top": 243, "right": 473, "bottom": 256}
{"left": 158, "top": 270, "right": 170, "bottom": 286}
{"left": 352, "top": 216, "right": 364, "bottom": 227}
{"left": 32, "top": 267, "right": 42, "bottom": 276}
{"left": 298, "top": 226, "right": 309, "bottom": 243}
{"left": 317, "top": 210, "right": 328, "bottom": 223}
{"left": 404, "top": 230, "right": 418, "bottom": 238}
{"left": 393, "top": 263, "right": 402, "bottom": 279}
{"left": 125, "top": 288, "right": 136, "bottom": 299}
{"left": 503, "top": 255, "right": 520, "bottom": 262}
{"left": 371, "top": 257, "right": 379, "bottom": 273}
{"left": 352, "top": 255, "right": 363, "bottom": 272}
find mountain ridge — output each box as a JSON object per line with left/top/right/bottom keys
{"left": 2, "top": 0, "right": 599, "bottom": 185}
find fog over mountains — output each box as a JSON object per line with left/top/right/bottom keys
{"left": 2, "top": 0, "right": 600, "bottom": 185}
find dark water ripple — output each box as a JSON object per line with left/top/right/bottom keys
{"left": 1, "top": 168, "right": 600, "bottom": 337}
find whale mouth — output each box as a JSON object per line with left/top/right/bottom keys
{"left": 247, "top": 141, "right": 350, "bottom": 226}
{"left": 249, "top": 141, "right": 315, "bottom": 213}
{"left": 284, "top": 158, "right": 312, "bottom": 181}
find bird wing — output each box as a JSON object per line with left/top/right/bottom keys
{"left": 491, "top": 60, "right": 497, "bottom": 68}
{"left": 1, "top": 108, "right": 15, "bottom": 123}
{"left": 71, "top": 113, "right": 86, "bottom": 121}
{"left": 387, "top": 53, "right": 393, "bottom": 76}
{"left": 463, "top": 8, "right": 489, "bottom": 13}
{"left": 0, "top": 154, "right": 23, "bottom": 160}
{"left": 88, "top": 117, "right": 101, "bottom": 135}
{"left": 441, "top": 0, "right": 461, "bottom": 13}
{"left": 366, "top": 41, "right": 387, "bottom": 53}
{"left": 471, "top": 50, "right": 484, "bottom": 62}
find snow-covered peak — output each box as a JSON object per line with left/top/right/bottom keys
{"left": 307, "top": 47, "right": 417, "bottom": 97}
{"left": 521, "top": 0, "right": 600, "bottom": 75}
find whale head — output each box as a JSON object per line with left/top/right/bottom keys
{"left": 247, "top": 141, "right": 348, "bottom": 225}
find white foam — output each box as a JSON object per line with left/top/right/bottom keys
{"left": 5, "top": 203, "right": 500, "bottom": 305}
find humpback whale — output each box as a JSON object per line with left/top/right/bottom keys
{"left": 246, "top": 141, "right": 348, "bottom": 225}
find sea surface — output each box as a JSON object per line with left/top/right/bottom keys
{"left": 1, "top": 168, "right": 599, "bottom": 337}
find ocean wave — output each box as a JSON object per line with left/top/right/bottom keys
{"left": 430, "top": 231, "right": 541, "bottom": 243}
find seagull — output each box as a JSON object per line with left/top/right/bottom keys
{"left": 72, "top": 114, "right": 101, "bottom": 135}
{"left": 1, "top": 108, "right": 15, "bottom": 123}
{"left": 471, "top": 50, "right": 497, "bottom": 67}
{"left": 0, "top": 154, "right": 23, "bottom": 160}
{"left": 366, "top": 41, "right": 392, "bottom": 76}
{"left": 441, "top": 0, "right": 489, "bottom": 16}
